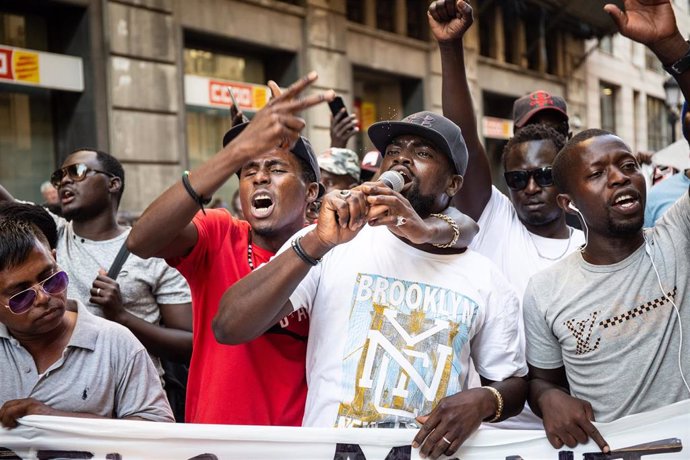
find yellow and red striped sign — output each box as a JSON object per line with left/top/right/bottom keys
{"left": 0, "top": 45, "right": 83, "bottom": 91}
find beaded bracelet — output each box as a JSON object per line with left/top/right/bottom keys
{"left": 430, "top": 213, "right": 460, "bottom": 248}
{"left": 181, "top": 170, "right": 212, "bottom": 215}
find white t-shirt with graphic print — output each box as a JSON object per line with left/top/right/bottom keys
{"left": 282, "top": 224, "right": 528, "bottom": 428}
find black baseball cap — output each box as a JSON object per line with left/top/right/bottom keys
{"left": 367, "top": 111, "right": 468, "bottom": 175}
{"left": 512, "top": 90, "right": 568, "bottom": 129}
{"left": 222, "top": 122, "right": 325, "bottom": 197}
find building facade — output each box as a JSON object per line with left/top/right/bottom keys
{"left": 585, "top": 0, "right": 690, "bottom": 155}
{"left": 0, "top": 0, "right": 684, "bottom": 212}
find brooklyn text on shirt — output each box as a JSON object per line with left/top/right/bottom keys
{"left": 354, "top": 273, "right": 479, "bottom": 323}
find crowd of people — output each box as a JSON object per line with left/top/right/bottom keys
{"left": 0, "top": 0, "right": 688, "bottom": 459}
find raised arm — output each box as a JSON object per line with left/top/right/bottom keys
{"left": 127, "top": 72, "right": 333, "bottom": 260}
{"left": 429, "top": 0, "right": 492, "bottom": 221}
{"left": 606, "top": 0, "right": 690, "bottom": 104}
{"left": 213, "top": 188, "right": 369, "bottom": 344}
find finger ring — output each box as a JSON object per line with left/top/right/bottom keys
{"left": 339, "top": 189, "right": 351, "bottom": 198}
{"left": 395, "top": 216, "right": 407, "bottom": 227}
{"left": 96, "top": 288, "right": 101, "bottom": 296}
{"left": 442, "top": 436, "right": 452, "bottom": 445}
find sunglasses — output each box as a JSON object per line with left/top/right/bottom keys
{"left": 504, "top": 167, "right": 554, "bottom": 191}
{"left": 50, "top": 163, "right": 116, "bottom": 188}
{"left": 4, "top": 271, "right": 69, "bottom": 315}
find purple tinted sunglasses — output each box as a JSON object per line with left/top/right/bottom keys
{"left": 4, "top": 271, "right": 69, "bottom": 315}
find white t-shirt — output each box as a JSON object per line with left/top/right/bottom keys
{"left": 469, "top": 186, "right": 585, "bottom": 429}
{"left": 283, "top": 224, "right": 527, "bottom": 428}
{"left": 470, "top": 186, "right": 586, "bottom": 301}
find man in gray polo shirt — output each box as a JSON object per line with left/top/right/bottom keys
{"left": 0, "top": 209, "right": 173, "bottom": 428}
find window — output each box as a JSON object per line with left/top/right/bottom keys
{"left": 0, "top": 12, "right": 54, "bottom": 204}
{"left": 376, "top": 3, "right": 396, "bottom": 32}
{"left": 406, "top": 0, "right": 428, "bottom": 39}
{"left": 184, "top": 49, "right": 265, "bottom": 82}
{"left": 347, "top": 0, "right": 365, "bottom": 24}
{"left": 184, "top": 48, "right": 267, "bottom": 206}
{"left": 478, "top": 1, "right": 498, "bottom": 59}
{"left": 599, "top": 82, "right": 617, "bottom": 133}
{"left": 0, "top": 12, "right": 48, "bottom": 50}
{"left": 647, "top": 96, "right": 670, "bottom": 151}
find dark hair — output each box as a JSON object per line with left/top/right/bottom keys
{"left": 0, "top": 202, "right": 58, "bottom": 250}
{"left": 552, "top": 128, "right": 616, "bottom": 193}
{"left": 70, "top": 148, "right": 125, "bottom": 202}
{"left": 295, "top": 155, "right": 317, "bottom": 185}
{"left": 502, "top": 124, "right": 566, "bottom": 170}
{"left": 0, "top": 219, "right": 50, "bottom": 272}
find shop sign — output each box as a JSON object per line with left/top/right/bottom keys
{"left": 185, "top": 74, "right": 270, "bottom": 111}
{"left": 0, "top": 45, "right": 83, "bottom": 92}
{"left": 482, "top": 116, "right": 514, "bottom": 140}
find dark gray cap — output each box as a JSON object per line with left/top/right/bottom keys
{"left": 367, "top": 111, "right": 468, "bottom": 175}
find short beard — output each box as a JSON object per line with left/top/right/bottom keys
{"left": 607, "top": 214, "right": 644, "bottom": 236}
{"left": 405, "top": 185, "right": 436, "bottom": 219}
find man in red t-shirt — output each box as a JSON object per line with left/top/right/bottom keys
{"left": 127, "top": 76, "right": 328, "bottom": 425}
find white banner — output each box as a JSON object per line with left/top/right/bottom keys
{"left": 0, "top": 400, "right": 688, "bottom": 459}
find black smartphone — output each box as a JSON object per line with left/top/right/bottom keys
{"left": 328, "top": 96, "right": 347, "bottom": 117}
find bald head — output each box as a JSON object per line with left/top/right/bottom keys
{"left": 552, "top": 128, "right": 629, "bottom": 194}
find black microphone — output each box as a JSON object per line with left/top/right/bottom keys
{"left": 377, "top": 170, "right": 405, "bottom": 192}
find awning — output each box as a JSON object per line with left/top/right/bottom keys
{"left": 532, "top": 0, "right": 625, "bottom": 38}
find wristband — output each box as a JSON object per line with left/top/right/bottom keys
{"left": 663, "top": 40, "right": 690, "bottom": 77}
{"left": 430, "top": 213, "right": 460, "bottom": 248}
{"left": 182, "top": 171, "right": 212, "bottom": 215}
{"left": 481, "top": 386, "right": 504, "bottom": 423}
{"left": 291, "top": 236, "right": 320, "bottom": 266}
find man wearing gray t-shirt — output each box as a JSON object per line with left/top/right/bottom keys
{"left": 523, "top": 4, "right": 690, "bottom": 455}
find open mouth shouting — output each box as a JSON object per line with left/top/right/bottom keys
{"left": 610, "top": 191, "right": 641, "bottom": 215}
{"left": 250, "top": 191, "right": 275, "bottom": 219}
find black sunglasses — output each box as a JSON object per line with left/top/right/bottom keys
{"left": 50, "top": 163, "right": 117, "bottom": 188}
{"left": 504, "top": 167, "right": 554, "bottom": 191}
{"left": 3, "top": 270, "right": 69, "bottom": 315}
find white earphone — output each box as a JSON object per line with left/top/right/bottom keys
{"left": 567, "top": 201, "right": 588, "bottom": 252}
{"left": 643, "top": 235, "right": 689, "bottom": 395}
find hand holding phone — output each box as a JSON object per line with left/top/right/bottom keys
{"left": 328, "top": 96, "right": 358, "bottom": 148}
{"left": 328, "top": 96, "right": 347, "bottom": 118}
{"left": 227, "top": 87, "right": 249, "bottom": 126}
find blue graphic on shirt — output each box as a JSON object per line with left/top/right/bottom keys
{"left": 335, "top": 273, "right": 480, "bottom": 428}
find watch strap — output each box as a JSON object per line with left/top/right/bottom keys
{"left": 663, "top": 40, "right": 690, "bottom": 77}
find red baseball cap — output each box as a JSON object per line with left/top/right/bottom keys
{"left": 512, "top": 90, "right": 568, "bottom": 129}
